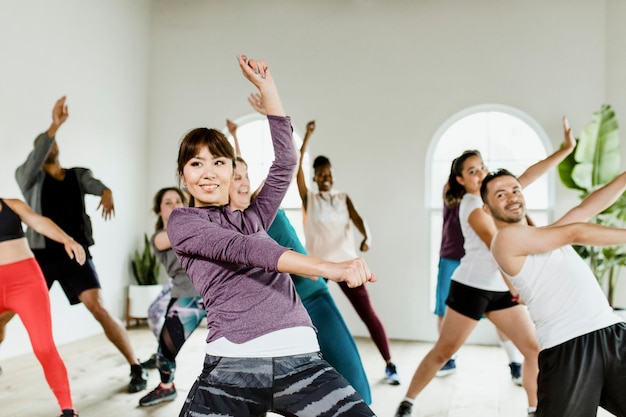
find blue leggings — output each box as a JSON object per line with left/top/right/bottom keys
{"left": 302, "top": 291, "right": 371, "bottom": 404}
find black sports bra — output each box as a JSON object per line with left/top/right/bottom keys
{"left": 0, "top": 199, "right": 26, "bottom": 243}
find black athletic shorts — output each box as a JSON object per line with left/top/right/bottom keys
{"left": 446, "top": 280, "right": 518, "bottom": 320}
{"left": 536, "top": 322, "right": 626, "bottom": 417}
{"left": 34, "top": 253, "right": 102, "bottom": 305}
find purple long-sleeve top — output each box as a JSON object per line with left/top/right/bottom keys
{"left": 167, "top": 115, "right": 313, "bottom": 344}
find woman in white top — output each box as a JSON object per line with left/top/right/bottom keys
{"left": 296, "top": 120, "right": 400, "bottom": 385}
{"left": 395, "top": 118, "right": 576, "bottom": 417}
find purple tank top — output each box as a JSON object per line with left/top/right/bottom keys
{"left": 439, "top": 202, "right": 464, "bottom": 260}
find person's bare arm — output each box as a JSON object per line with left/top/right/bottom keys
{"left": 296, "top": 121, "right": 315, "bottom": 211}
{"left": 518, "top": 117, "right": 576, "bottom": 188}
{"left": 468, "top": 207, "right": 498, "bottom": 248}
{"left": 346, "top": 196, "right": 371, "bottom": 251}
{"left": 554, "top": 170, "right": 626, "bottom": 226}
{"left": 6, "top": 199, "right": 86, "bottom": 265}
{"left": 226, "top": 119, "right": 241, "bottom": 157}
{"left": 493, "top": 222, "right": 626, "bottom": 276}
{"left": 238, "top": 55, "right": 284, "bottom": 117}
{"left": 276, "top": 249, "right": 376, "bottom": 288}
{"left": 46, "top": 96, "right": 69, "bottom": 138}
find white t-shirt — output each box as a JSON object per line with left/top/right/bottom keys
{"left": 501, "top": 244, "right": 622, "bottom": 350}
{"left": 451, "top": 193, "right": 509, "bottom": 292}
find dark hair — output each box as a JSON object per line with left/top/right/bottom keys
{"left": 176, "top": 127, "right": 236, "bottom": 207}
{"left": 152, "top": 187, "right": 187, "bottom": 230}
{"left": 479, "top": 168, "right": 517, "bottom": 203}
{"left": 444, "top": 150, "right": 482, "bottom": 206}
{"left": 313, "top": 155, "right": 331, "bottom": 170}
{"left": 235, "top": 156, "right": 248, "bottom": 167}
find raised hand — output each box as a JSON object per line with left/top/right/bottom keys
{"left": 562, "top": 116, "right": 576, "bottom": 150}
{"left": 226, "top": 119, "right": 238, "bottom": 137}
{"left": 48, "top": 96, "right": 69, "bottom": 138}
{"left": 306, "top": 120, "right": 315, "bottom": 135}
{"left": 237, "top": 55, "right": 284, "bottom": 117}
{"left": 247, "top": 93, "right": 267, "bottom": 115}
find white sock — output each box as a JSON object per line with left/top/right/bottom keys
{"left": 500, "top": 340, "right": 523, "bottom": 364}
{"left": 527, "top": 406, "right": 537, "bottom": 413}
{"left": 403, "top": 397, "right": 415, "bottom": 405}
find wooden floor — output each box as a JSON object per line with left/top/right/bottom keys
{"left": 0, "top": 323, "right": 612, "bottom": 417}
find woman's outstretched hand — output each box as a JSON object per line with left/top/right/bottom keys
{"left": 237, "top": 55, "right": 285, "bottom": 117}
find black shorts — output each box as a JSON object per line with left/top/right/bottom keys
{"left": 446, "top": 280, "right": 518, "bottom": 320}
{"left": 35, "top": 253, "right": 101, "bottom": 305}
{"left": 536, "top": 322, "right": 626, "bottom": 417}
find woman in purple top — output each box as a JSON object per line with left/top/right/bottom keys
{"left": 167, "top": 55, "right": 376, "bottom": 417}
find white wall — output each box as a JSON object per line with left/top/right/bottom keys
{"left": 0, "top": 0, "right": 151, "bottom": 359}
{"left": 1, "top": 0, "right": 626, "bottom": 360}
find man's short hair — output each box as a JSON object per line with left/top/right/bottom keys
{"left": 480, "top": 168, "right": 517, "bottom": 203}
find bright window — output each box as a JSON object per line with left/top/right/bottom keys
{"left": 426, "top": 104, "right": 554, "bottom": 310}
{"left": 223, "top": 113, "right": 306, "bottom": 238}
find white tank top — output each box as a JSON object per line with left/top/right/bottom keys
{"left": 501, "top": 244, "right": 622, "bottom": 350}
{"left": 451, "top": 193, "right": 508, "bottom": 291}
{"left": 304, "top": 191, "right": 358, "bottom": 262}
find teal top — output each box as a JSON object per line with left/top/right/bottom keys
{"left": 267, "top": 209, "right": 329, "bottom": 301}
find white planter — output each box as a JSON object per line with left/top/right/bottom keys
{"left": 127, "top": 284, "right": 163, "bottom": 318}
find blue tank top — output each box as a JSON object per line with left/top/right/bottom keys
{"left": 0, "top": 199, "right": 26, "bottom": 242}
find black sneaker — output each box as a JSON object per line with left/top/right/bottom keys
{"left": 128, "top": 364, "right": 148, "bottom": 393}
{"left": 139, "top": 383, "right": 177, "bottom": 406}
{"left": 141, "top": 353, "right": 158, "bottom": 369}
{"left": 509, "top": 362, "right": 522, "bottom": 386}
{"left": 395, "top": 400, "right": 413, "bottom": 417}
{"left": 385, "top": 362, "right": 401, "bottom": 385}
{"left": 59, "top": 409, "right": 78, "bottom": 417}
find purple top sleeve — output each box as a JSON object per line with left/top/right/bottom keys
{"left": 167, "top": 115, "right": 313, "bottom": 344}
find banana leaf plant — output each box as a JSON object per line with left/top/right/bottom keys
{"left": 558, "top": 104, "right": 624, "bottom": 306}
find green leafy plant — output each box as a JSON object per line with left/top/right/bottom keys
{"left": 131, "top": 234, "right": 160, "bottom": 285}
{"left": 558, "top": 104, "right": 625, "bottom": 306}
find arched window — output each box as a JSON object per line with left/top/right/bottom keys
{"left": 426, "top": 104, "right": 554, "bottom": 310}
{"left": 224, "top": 113, "right": 306, "bottom": 237}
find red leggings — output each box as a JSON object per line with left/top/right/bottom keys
{"left": 0, "top": 258, "right": 73, "bottom": 410}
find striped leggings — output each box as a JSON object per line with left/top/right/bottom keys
{"left": 180, "top": 352, "right": 376, "bottom": 416}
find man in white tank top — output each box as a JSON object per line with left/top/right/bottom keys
{"left": 481, "top": 168, "right": 626, "bottom": 417}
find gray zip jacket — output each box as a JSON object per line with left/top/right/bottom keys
{"left": 15, "top": 132, "right": 108, "bottom": 249}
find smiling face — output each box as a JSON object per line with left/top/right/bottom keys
{"left": 159, "top": 190, "right": 184, "bottom": 226}
{"left": 456, "top": 155, "right": 488, "bottom": 195}
{"left": 181, "top": 145, "right": 233, "bottom": 207}
{"left": 229, "top": 160, "right": 251, "bottom": 211}
{"left": 483, "top": 175, "right": 527, "bottom": 224}
{"left": 314, "top": 164, "right": 333, "bottom": 192}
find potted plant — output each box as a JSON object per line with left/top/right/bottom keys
{"left": 558, "top": 105, "right": 626, "bottom": 308}
{"left": 126, "top": 234, "right": 162, "bottom": 327}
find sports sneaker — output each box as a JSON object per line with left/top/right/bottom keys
{"left": 140, "top": 353, "right": 158, "bottom": 369}
{"left": 59, "top": 409, "right": 78, "bottom": 417}
{"left": 139, "top": 383, "right": 177, "bottom": 406}
{"left": 128, "top": 363, "right": 148, "bottom": 393}
{"left": 436, "top": 358, "right": 457, "bottom": 377}
{"left": 394, "top": 400, "right": 413, "bottom": 417}
{"left": 509, "top": 362, "right": 522, "bottom": 386}
{"left": 385, "top": 362, "right": 401, "bottom": 385}
{"left": 528, "top": 413, "right": 536, "bottom": 417}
